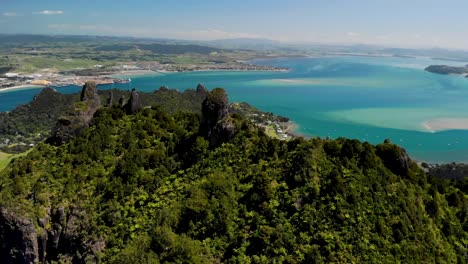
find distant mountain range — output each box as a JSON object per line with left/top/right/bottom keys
{"left": 2, "top": 33, "right": 468, "bottom": 61}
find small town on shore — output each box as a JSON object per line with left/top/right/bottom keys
{"left": 0, "top": 61, "right": 288, "bottom": 89}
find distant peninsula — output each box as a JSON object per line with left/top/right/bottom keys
{"left": 424, "top": 64, "right": 468, "bottom": 76}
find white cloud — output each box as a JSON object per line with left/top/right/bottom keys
{"left": 346, "top": 32, "right": 359, "bottom": 37}
{"left": 3, "top": 12, "right": 21, "bottom": 17}
{"left": 34, "top": 10, "right": 64, "bottom": 15}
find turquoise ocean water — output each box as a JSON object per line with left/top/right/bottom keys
{"left": 2, "top": 56, "right": 468, "bottom": 163}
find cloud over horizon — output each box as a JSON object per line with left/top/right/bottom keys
{"left": 34, "top": 10, "right": 64, "bottom": 15}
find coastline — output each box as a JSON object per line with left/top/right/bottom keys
{"left": 284, "top": 121, "right": 299, "bottom": 136}
{"left": 0, "top": 84, "right": 46, "bottom": 93}
{"left": 1, "top": 62, "right": 290, "bottom": 92}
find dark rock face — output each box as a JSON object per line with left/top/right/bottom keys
{"left": 0, "top": 206, "right": 103, "bottom": 263}
{"left": 200, "top": 88, "right": 229, "bottom": 137}
{"left": 195, "top": 83, "right": 209, "bottom": 98}
{"left": 80, "top": 81, "right": 99, "bottom": 101}
{"left": 48, "top": 82, "right": 101, "bottom": 145}
{"left": 196, "top": 83, "right": 208, "bottom": 93}
{"left": 159, "top": 85, "right": 169, "bottom": 91}
{"left": 118, "top": 96, "right": 126, "bottom": 107}
{"left": 0, "top": 208, "right": 39, "bottom": 264}
{"left": 199, "top": 88, "right": 236, "bottom": 147}
{"left": 210, "top": 116, "right": 236, "bottom": 147}
{"left": 125, "top": 88, "right": 142, "bottom": 114}
{"left": 376, "top": 141, "right": 411, "bottom": 177}
{"left": 107, "top": 91, "right": 113, "bottom": 106}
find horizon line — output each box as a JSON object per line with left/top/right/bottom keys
{"left": 0, "top": 32, "right": 467, "bottom": 52}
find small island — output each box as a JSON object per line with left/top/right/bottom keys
{"left": 424, "top": 64, "right": 468, "bottom": 76}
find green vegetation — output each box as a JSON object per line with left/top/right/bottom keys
{"left": 0, "top": 95, "right": 466, "bottom": 262}
{"left": 21, "top": 56, "right": 101, "bottom": 73}
{"left": 0, "top": 88, "right": 79, "bottom": 153}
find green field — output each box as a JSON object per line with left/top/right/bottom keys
{"left": 0, "top": 150, "right": 30, "bottom": 171}
{"left": 0, "top": 151, "right": 12, "bottom": 171}
{"left": 264, "top": 125, "right": 280, "bottom": 139}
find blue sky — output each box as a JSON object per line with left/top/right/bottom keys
{"left": 1, "top": 0, "right": 468, "bottom": 49}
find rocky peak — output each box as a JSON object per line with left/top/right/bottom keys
{"left": 159, "top": 85, "right": 169, "bottom": 91}
{"left": 376, "top": 140, "right": 411, "bottom": 177}
{"left": 80, "top": 81, "right": 99, "bottom": 101}
{"left": 125, "top": 88, "right": 142, "bottom": 114}
{"left": 48, "top": 82, "right": 101, "bottom": 145}
{"left": 196, "top": 83, "right": 208, "bottom": 93}
{"left": 200, "top": 88, "right": 236, "bottom": 147}
{"left": 202, "top": 88, "right": 229, "bottom": 123}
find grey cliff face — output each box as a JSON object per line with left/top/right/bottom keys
{"left": 80, "top": 81, "right": 99, "bottom": 101}
{"left": 200, "top": 88, "right": 236, "bottom": 147}
{"left": 196, "top": 83, "right": 208, "bottom": 94}
{"left": 0, "top": 206, "right": 104, "bottom": 264}
{"left": 126, "top": 88, "right": 142, "bottom": 114}
{"left": 0, "top": 208, "right": 39, "bottom": 264}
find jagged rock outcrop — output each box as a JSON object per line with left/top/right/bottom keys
{"left": 0, "top": 206, "right": 103, "bottom": 263}
{"left": 106, "top": 91, "right": 113, "bottom": 106}
{"left": 376, "top": 140, "right": 411, "bottom": 177}
{"left": 0, "top": 208, "right": 39, "bottom": 264}
{"left": 199, "top": 88, "right": 236, "bottom": 147}
{"left": 196, "top": 83, "right": 208, "bottom": 93}
{"left": 196, "top": 83, "right": 209, "bottom": 98}
{"left": 118, "top": 96, "right": 126, "bottom": 107}
{"left": 125, "top": 88, "right": 142, "bottom": 114}
{"left": 80, "top": 81, "right": 99, "bottom": 101}
{"left": 48, "top": 82, "right": 101, "bottom": 145}
{"left": 159, "top": 85, "right": 169, "bottom": 91}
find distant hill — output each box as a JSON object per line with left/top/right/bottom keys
{"left": 207, "top": 38, "right": 280, "bottom": 49}
{"left": 95, "top": 43, "right": 222, "bottom": 55}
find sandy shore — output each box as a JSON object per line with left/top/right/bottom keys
{"left": 422, "top": 118, "right": 468, "bottom": 132}
{"left": 108, "top": 70, "right": 161, "bottom": 78}
{"left": 283, "top": 121, "right": 307, "bottom": 138}
{"left": 0, "top": 85, "right": 45, "bottom": 93}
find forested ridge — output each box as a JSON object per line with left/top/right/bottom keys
{"left": 0, "top": 87, "right": 466, "bottom": 263}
